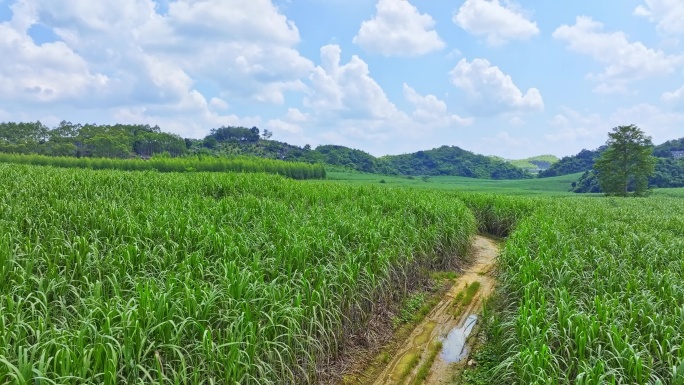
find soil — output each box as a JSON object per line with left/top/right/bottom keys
{"left": 370, "top": 235, "right": 500, "bottom": 385}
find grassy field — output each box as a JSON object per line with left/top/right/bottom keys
{"left": 2, "top": 162, "right": 684, "bottom": 384}
{"left": 457, "top": 193, "right": 684, "bottom": 384}
{"left": 326, "top": 169, "right": 582, "bottom": 195}
{"left": 0, "top": 164, "right": 475, "bottom": 384}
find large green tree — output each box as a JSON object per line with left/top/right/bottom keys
{"left": 594, "top": 125, "right": 656, "bottom": 196}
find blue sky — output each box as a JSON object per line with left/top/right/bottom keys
{"left": 0, "top": 0, "right": 683, "bottom": 158}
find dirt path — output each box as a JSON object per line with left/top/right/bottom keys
{"left": 370, "top": 236, "right": 499, "bottom": 385}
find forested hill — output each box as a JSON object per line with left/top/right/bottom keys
{"left": 203, "top": 141, "right": 531, "bottom": 179}
{"left": 653, "top": 137, "right": 684, "bottom": 158}
{"left": 0, "top": 121, "right": 534, "bottom": 180}
{"left": 381, "top": 146, "right": 532, "bottom": 179}
{"left": 538, "top": 147, "right": 606, "bottom": 178}
{"left": 544, "top": 138, "right": 684, "bottom": 192}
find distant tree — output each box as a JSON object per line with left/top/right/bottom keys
{"left": 262, "top": 129, "right": 273, "bottom": 140}
{"left": 84, "top": 133, "right": 131, "bottom": 158}
{"left": 594, "top": 125, "right": 656, "bottom": 197}
{"left": 0, "top": 121, "right": 51, "bottom": 154}
{"left": 208, "top": 126, "right": 259, "bottom": 143}
{"left": 203, "top": 137, "right": 218, "bottom": 149}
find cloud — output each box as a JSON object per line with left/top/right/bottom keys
{"left": 508, "top": 116, "right": 525, "bottom": 126}
{"left": 293, "top": 46, "right": 474, "bottom": 153}
{"left": 485, "top": 132, "right": 531, "bottom": 148}
{"left": 607, "top": 104, "right": 684, "bottom": 141}
{"left": 662, "top": 85, "right": 684, "bottom": 108}
{"left": 553, "top": 16, "right": 684, "bottom": 94}
{"left": 545, "top": 109, "right": 600, "bottom": 143}
{"left": 0, "top": 2, "right": 109, "bottom": 104}
{"left": 634, "top": 0, "right": 684, "bottom": 36}
{"left": 0, "top": 0, "right": 322, "bottom": 139}
{"left": 5, "top": 0, "right": 314, "bottom": 106}
{"left": 449, "top": 58, "right": 543, "bottom": 115}
{"left": 304, "top": 44, "right": 399, "bottom": 120}
{"left": 453, "top": 0, "right": 539, "bottom": 46}
{"left": 111, "top": 103, "right": 263, "bottom": 140}
{"left": 545, "top": 104, "right": 684, "bottom": 148}
{"left": 209, "top": 97, "right": 229, "bottom": 111}
{"left": 403, "top": 83, "right": 472, "bottom": 126}
{"left": 266, "top": 108, "right": 310, "bottom": 136}
{"left": 353, "top": 0, "right": 445, "bottom": 56}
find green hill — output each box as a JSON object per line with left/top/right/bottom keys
{"left": 508, "top": 155, "right": 559, "bottom": 173}
{"left": 0, "top": 121, "right": 534, "bottom": 180}
{"left": 540, "top": 138, "right": 684, "bottom": 180}
{"left": 538, "top": 148, "right": 605, "bottom": 178}
{"left": 381, "top": 146, "right": 532, "bottom": 179}
{"left": 200, "top": 133, "right": 532, "bottom": 179}
{"left": 547, "top": 138, "right": 684, "bottom": 192}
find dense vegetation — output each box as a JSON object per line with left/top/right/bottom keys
{"left": 489, "top": 155, "right": 559, "bottom": 174}
{"left": 592, "top": 125, "right": 656, "bottom": 197}
{"left": 1, "top": 121, "right": 531, "bottom": 179}
{"left": 538, "top": 137, "right": 684, "bottom": 192}
{"left": 200, "top": 141, "right": 532, "bottom": 179}
{"left": 381, "top": 146, "right": 532, "bottom": 179}
{"left": 538, "top": 148, "right": 604, "bottom": 178}
{"left": 0, "top": 153, "right": 325, "bottom": 180}
{"left": 507, "top": 155, "right": 558, "bottom": 173}
{"left": 0, "top": 121, "right": 187, "bottom": 158}
{"left": 0, "top": 164, "right": 475, "bottom": 384}
{"left": 2, "top": 161, "right": 683, "bottom": 383}
{"left": 461, "top": 194, "right": 684, "bottom": 384}
{"left": 653, "top": 137, "right": 684, "bottom": 158}
{"left": 573, "top": 158, "right": 684, "bottom": 193}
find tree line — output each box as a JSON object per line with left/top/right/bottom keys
{"left": 0, "top": 121, "right": 187, "bottom": 158}
{"left": 0, "top": 121, "right": 536, "bottom": 180}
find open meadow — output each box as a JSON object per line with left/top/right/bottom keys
{"left": 1, "top": 163, "right": 683, "bottom": 384}
{"left": 325, "top": 169, "right": 584, "bottom": 196}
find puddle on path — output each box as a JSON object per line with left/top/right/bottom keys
{"left": 368, "top": 236, "right": 500, "bottom": 385}
{"left": 440, "top": 314, "right": 478, "bottom": 363}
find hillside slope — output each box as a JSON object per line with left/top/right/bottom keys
{"left": 381, "top": 146, "right": 532, "bottom": 179}
{"left": 538, "top": 148, "right": 605, "bottom": 178}
{"left": 208, "top": 140, "right": 532, "bottom": 179}
{"left": 509, "top": 155, "right": 559, "bottom": 172}
{"left": 548, "top": 138, "right": 684, "bottom": 192}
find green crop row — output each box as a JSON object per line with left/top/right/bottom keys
{"left": 0, "top": 153, "right": 326, "bottom": 180}
{"left": 465, "top": 194, "right": 684, "bottom": 384}
{"left": 0, "top": 164, "right": 475, "bottom": 384}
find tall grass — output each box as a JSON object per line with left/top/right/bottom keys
{"left": 470, "top": 194, "right": 684, "bottom": 384}
{"left": 0, "top": 164, "right": 475, "bottom": 384}
{"left": 0, "top": 153, "right": 326, "bottom": 180}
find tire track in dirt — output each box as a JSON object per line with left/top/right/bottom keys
{"left": 370, "top": 236, "right": 499, "bottom": 385}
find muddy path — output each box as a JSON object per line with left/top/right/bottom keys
{"left": 370, "top": 235, "right": 499, "bottom": 385}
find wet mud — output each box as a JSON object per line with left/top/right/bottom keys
{"left": 370, "top": 236, "right": 499, "bottom": 385}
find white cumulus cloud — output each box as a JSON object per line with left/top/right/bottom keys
{"left": 266, "top": 108, "right": 310, "bottom": 136}
{"left": 545, "top": 104, "right": 684, "bottom": 150}
{"left": 634, "top": 0, "right": 684, "bottom": 36}
{"left": 403, "top": 84, "right": 472, "bottom": 126}
{"left": 449, "top": 58, "right": 543, "bottom": 115}
{"left": 453, "top": 0, "right": 539, "bottom": 46}
{"left": 0, "top": 0, "right": 319, "bottom": 139}
{"left": 663, "top": 85, "right": 684, "bottom": 108}
{"left": 553, "top": 16, "right": 684, "bottom": 94}
{"left": 354, "top": 0, "right": 445, "bottom": 56}
{"left": 304, "top": 44, "right": 399, "bottom": 119}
